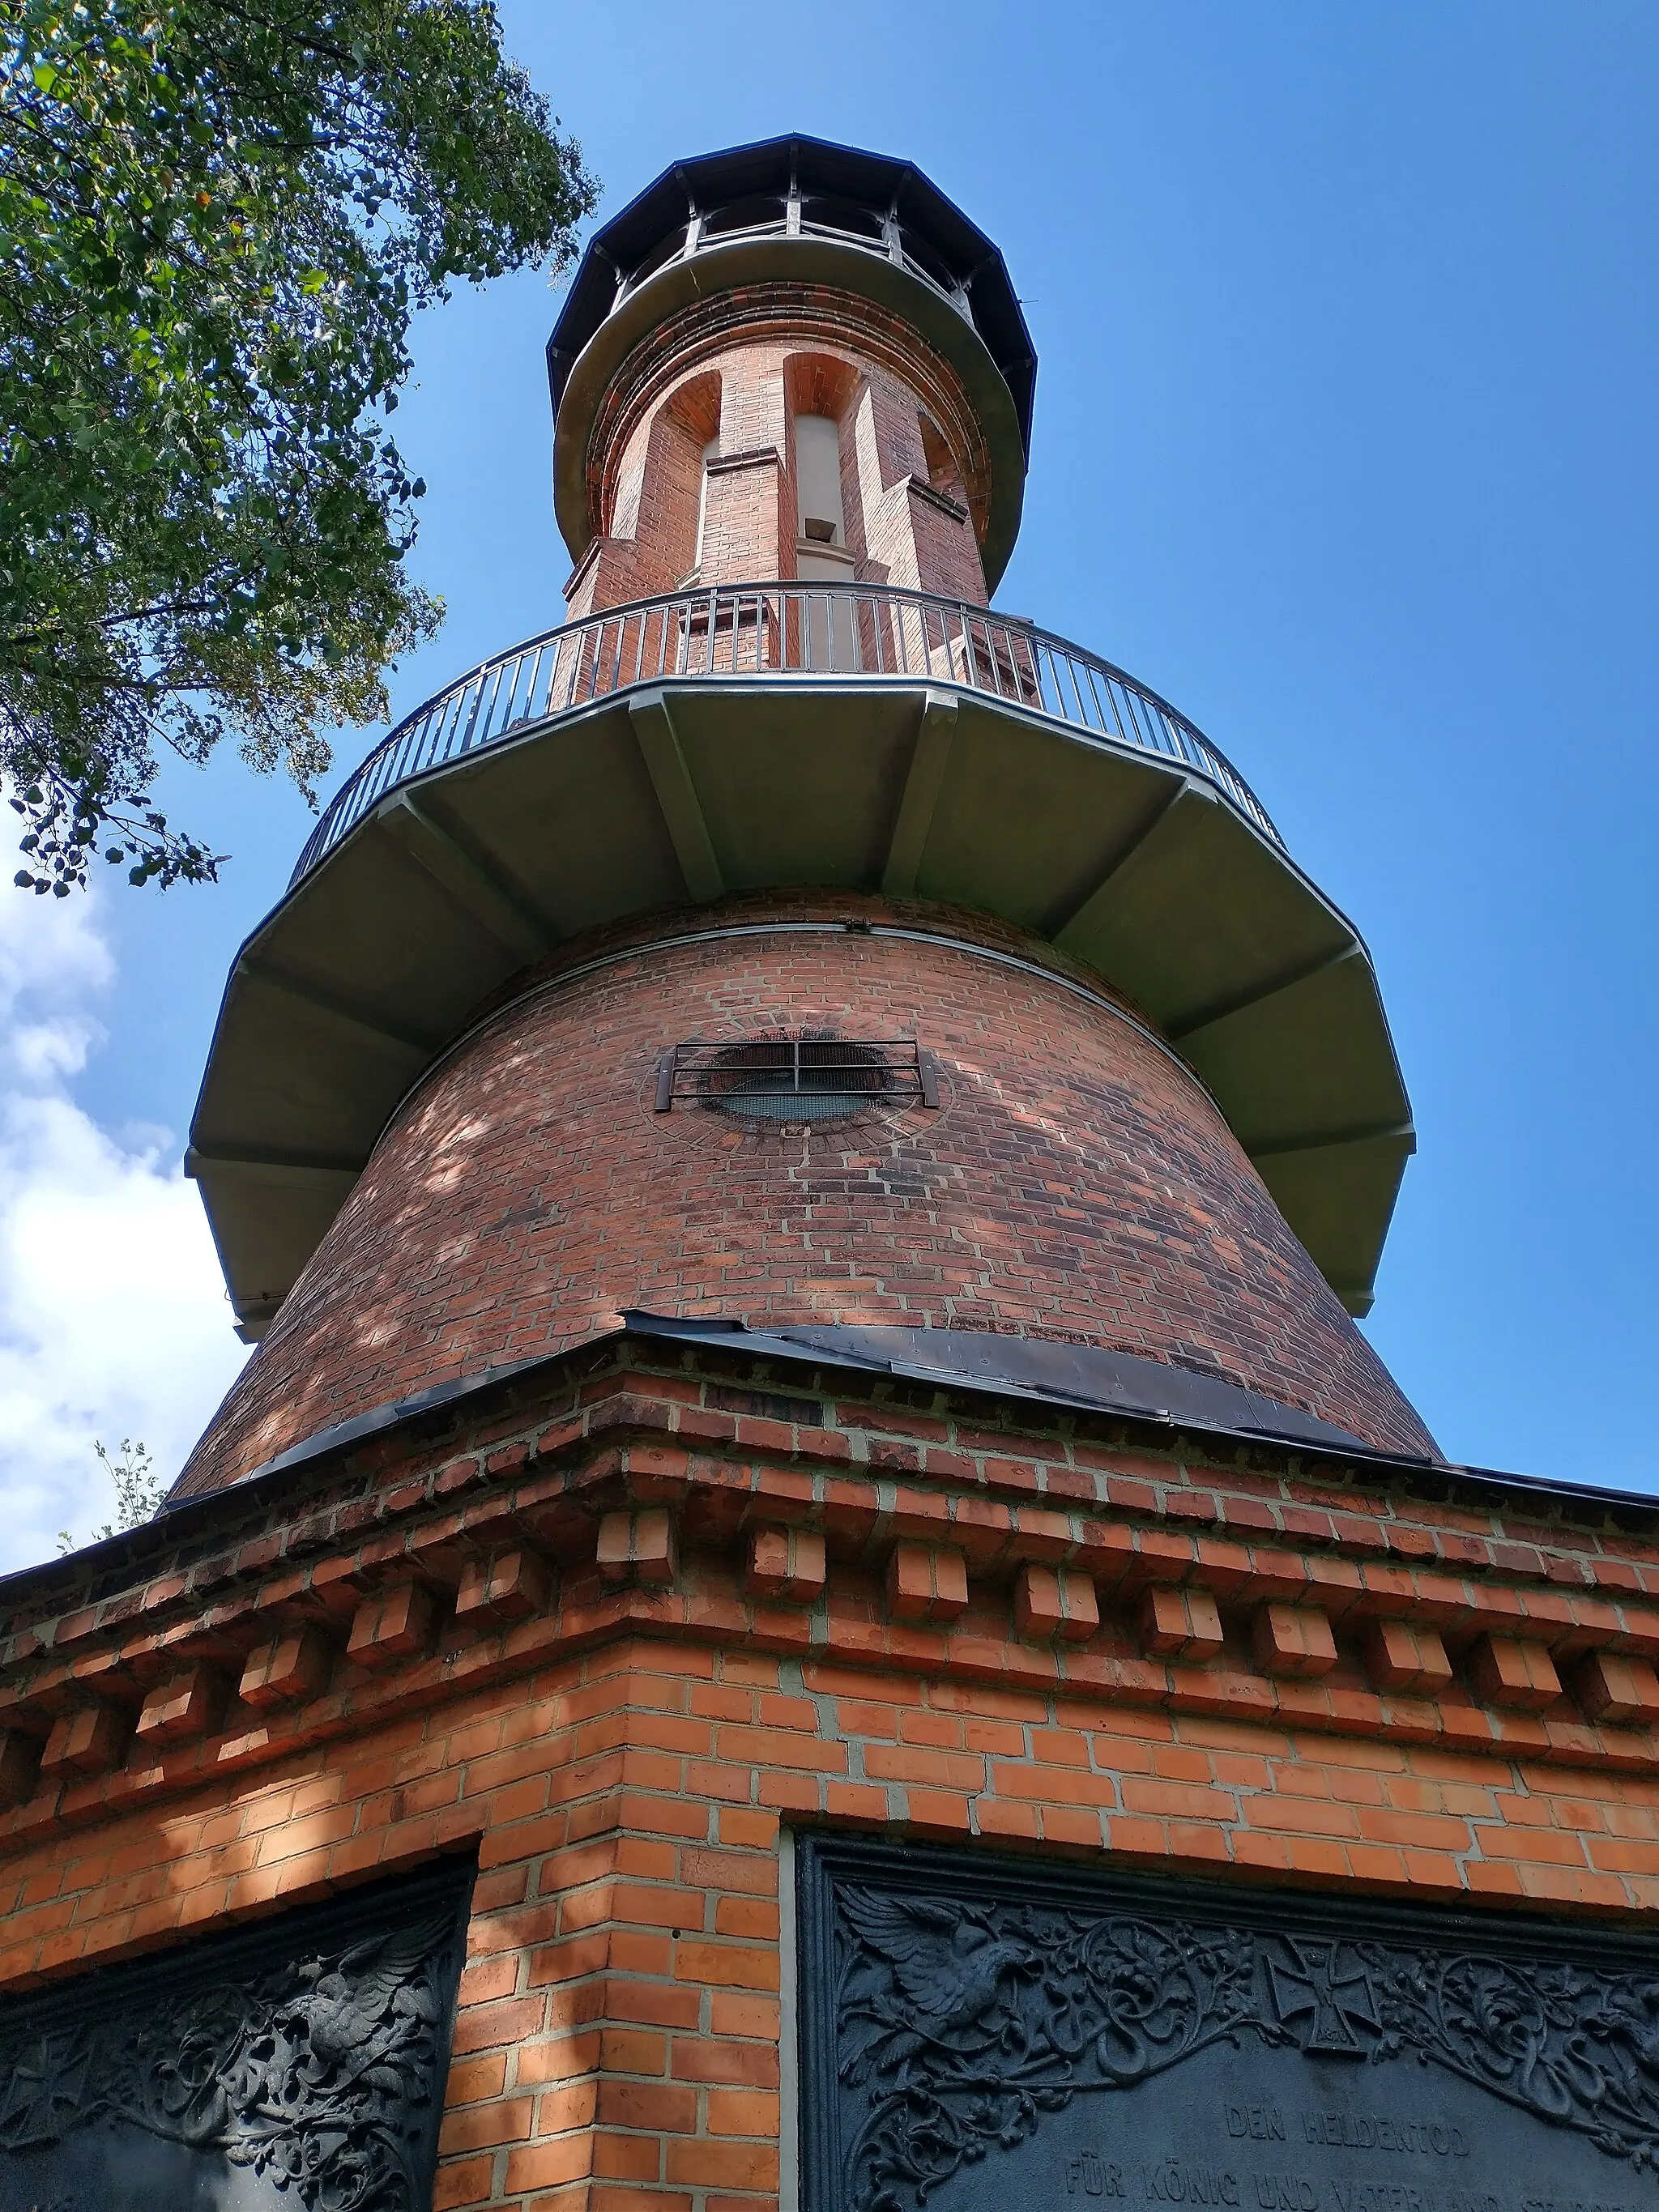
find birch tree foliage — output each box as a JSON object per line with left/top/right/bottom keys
{"left": 0, "top": 0, "right": 596, "bottom": 891}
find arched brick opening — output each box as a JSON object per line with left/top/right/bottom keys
{"left": 783, "top": 351, "right": 864, "bottom": 596}
{"left": 608, "top": 368, "right": 724, "bottom": 595}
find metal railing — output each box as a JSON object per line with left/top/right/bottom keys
{"left": 291, "top": 582, "right": 1279, "bottom": 884}
{"left": 616, "top": 204, "right": 977, "bottom": 326}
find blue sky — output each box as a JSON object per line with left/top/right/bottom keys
{"left": 5, "top": 1, "right": 1656, "bottom": 1561}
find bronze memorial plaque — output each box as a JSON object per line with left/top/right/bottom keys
{"left": 799, "top": 1839, "right": 1659, "bottom": 2212}
{"left": 0, "top": 1855, "right": 472, "bottom": 2212}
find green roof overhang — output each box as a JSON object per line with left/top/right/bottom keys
{"left": 187, "top": 680, "right": 1413, "bottom": 1339}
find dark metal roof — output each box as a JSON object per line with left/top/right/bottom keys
{"left": 546, "top": 132, "right": 1037, "bottom": 455}
{"left": 621, "top": 1315, "right": 1415, "bottom": 1461}
{"left": 2, "top": 1316, "right": 1637, "bottom": 1629}
{"left": 167, "top": 1316, "right": 1427, "bottom": 1514}
{"left": 5, "top": 1315, "right": 1650, "bottom": 1680}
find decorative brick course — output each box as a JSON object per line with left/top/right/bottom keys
{"left": 19, "top": 1345, "right": 1659, "bottom": 1837}
{"left": 1363, "top": 1617, "right": 1454, "bottom": 1693}
{"left": 744, "top": 1528, "right": 825, "bottom": 1605}
{"left": 1469, "top": 1634, "right": 1563, "bottom": 1713}
{"left": 6, "top": 1341, "right": 1659, "bottom": 2210}
{"left": 1252, "top": 1603, "right": 1338, "bottom": 1679}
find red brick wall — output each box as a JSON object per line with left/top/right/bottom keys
{"left": 848, "top": 369, "right": 981, "bottom": 602}
{"left": 5, "top": 1355, "right": 1659, "bottom": 2212}
{"left": 175, "top": 896, "right": 1431, "bottom": 1498}
{"left": 569, "top": 288, "right": 994, "bottom": 612}
{"left": 11, "top": 1639, "right": 1659, "bottom": 2212}
{"left": 699, "top": 450, "right": 790, "bottom": 592}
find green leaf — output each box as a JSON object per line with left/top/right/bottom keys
{"left": 1, "top": 0, "right": 596, "bottom": 897}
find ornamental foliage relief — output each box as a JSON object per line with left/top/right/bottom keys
{"left": 0, "top": 1882, "right": 467, "bottom": 2212}
{"left": 830, "top": 1882, "right": 1659, "bottom": 2212}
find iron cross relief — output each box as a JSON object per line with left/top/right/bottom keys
{"left": 1266, "top": 1941, "right": 1380, "bottom": 2056}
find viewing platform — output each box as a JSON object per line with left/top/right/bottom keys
{"left": 292, "top": 582, "right": 1281, "bottom": 884}
{"left": 186, "top": 139, "right": 1411, "bottom": 1357}
{"left": 191, "top": 585, "right": 1410, "bottom": 1343}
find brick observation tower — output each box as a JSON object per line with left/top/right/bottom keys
{"left": 178, "top": 130, "right": 1432, "bottom": 1476}
{"left": 6, "top": 134, "right": 1659, "bottom": 2212}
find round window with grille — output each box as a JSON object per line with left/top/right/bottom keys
{"left": 704, "top": 1035, "right": 891, "bottom": 1124}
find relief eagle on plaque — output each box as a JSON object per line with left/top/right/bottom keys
{"left": 0, "top": 1862, "right": 471, "bottom": 2212}
{"left": 809, "top": 1848, "right": 1659, "bottom": 2212}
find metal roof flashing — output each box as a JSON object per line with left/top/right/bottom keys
{"left": 136, "top": 1313, "right": 1659, "bottom": 1545}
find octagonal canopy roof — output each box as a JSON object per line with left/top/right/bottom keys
{"left": 545, "top": 132, "right": 1037, "bottom": 452}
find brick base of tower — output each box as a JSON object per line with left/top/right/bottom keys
{"left": 4, "top": 1337, "right": 1659, "bottom": 2212}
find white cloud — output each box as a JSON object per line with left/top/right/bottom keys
{"left": 0, "top": 878, "right": 247, "bottom": 1574}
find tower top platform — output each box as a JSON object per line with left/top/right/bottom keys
{"left": 545, "top": 134, "right": 1036, "bottom": 590}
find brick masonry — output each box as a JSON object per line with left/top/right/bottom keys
{"left": 13, "top": 147, "right": 1646, "bottom": 2212}
{"left": 565, "top": 284, "right": 992, "bottom": 619}
{"left": 174, "top": 893, "right": 1433, "bottom": 1499}
{"left": 6, "top": 1344, "right": 1659, "bottom": 2212}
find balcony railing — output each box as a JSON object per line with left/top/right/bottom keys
{"left": 290, "top": 582, "right": 1280, "bottom": 885}
{"left": 614, "top": 198, "right": 978, "bottom": 324}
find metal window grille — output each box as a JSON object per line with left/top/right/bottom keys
{"left": 655, "top": 1035, "right": 938, "bottom": 1119}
